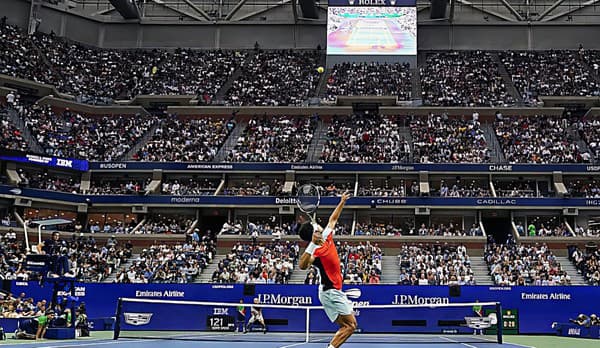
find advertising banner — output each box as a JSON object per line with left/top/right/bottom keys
{"left": 10, "top": 282, "right": 600, "bottom": 334}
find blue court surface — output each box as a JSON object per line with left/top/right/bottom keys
{"left": 0, "top": 332, "right": 538, "bottom": 348}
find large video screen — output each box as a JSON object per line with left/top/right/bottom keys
{"left": 327, "top": 7, "right": 417, "bottom": 56}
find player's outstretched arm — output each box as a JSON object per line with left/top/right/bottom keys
{"left": 326, "top": 191, "right": 351, "bottom": 231}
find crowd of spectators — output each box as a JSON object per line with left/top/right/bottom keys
{"left": 501, "top": 51, "right": 600, "bottom": 103}
{"left": 222, "top": 179, "right": 284, "bottom": 196}
{"left": 0, "top": 111, "right": 28, "bottom": 152}
{"left": 162, "top": 178, "right": 219, "bottom": 195}
{"left": 358, "top": 179, "right": 410, "bottom": 197}
{"left": 227, "top": 50, "right": 321, "bottom": 106}
{"left": 211, "top": 241, "right": 298, "bottom": 284}
{"left": 573, "top": 225, "right": 600, "bottom": 237}
{"left": 355, "top": 222, "right": 405, "bottom": 236}
{"left": 339, "top": 241, "right": 383, "bottom": 284}
{"left": 245, "top": 219, "right": 292, "bottom": 238}
{"left": 1, "top": 230, "right": 132, "bottom": 282}
{"left": 88, "top": 218, "right": 138, "bottom": 234}
{"left": 115, "top": 238, "right": 214, "bottom": 283}
{"left": 306, "top": 181, "right": 355, "bottom": 197}
{"left": 134, "top": 117, "right": 234, "bottom": 162}
{"left": 325, "top": 62, "right": 411, "bottom": 101}
{"left": 410, "top": 116, "right": 490, "bottom": 163}
{"left": 66, "top": 234, "right": 132, "bottom": 282}
{"left": 485, "top": 243, "right": 570, "bottom": 285}
{"left": 0, "top": 231, "right": 26, "bottom": 281}
{"left": 582, "top": 50, "right": 600, "bottom": 77}
{"left": 16, "top": 168, "right": 81, "bottom": 193}
{"left": 574, "top": 118, "right": 600, "bottom": 161}
{"left": 495, "top": 116, "right": 591, "bottom": 163}
{"left": 354, "top": 222, "right": 481, "bottom": 236}
{"left": 20, "top": 103, "right": 156, "bottom": 160}
{"left": 421, "top": 51, "right": 514, "bottom": 107}
{"left": 570, "top": 246, "right": 600, "bottom": 285}
{"left": 0, "top": 23, "right": 53, "bottom": 85}
{"left": 514, "top": 220, "right": 572, "bottom": 237}
{"left": 136, "top": 215, "right": 194, "bottom": 234}
{"left": 0, "top": 292, "right": 49, "bottom": 318}
{"left": 320, "top": 115, "right": 411, "bottom": 163}
{"left": 304, "top": 266, "right": 320, "bottom": 285}
{"left": 1, "top": 213, "right": 17, "bottom": 228}
{"left": 33, "top": 32, "right": 245, "bottom": 103}
{"left": 494, "top": 180, "right": 545, "bottom": 198}
{"left": 397, "top": 244, "right": 475, "bottom": 285}
{"left": 88, "top": 178, "right": 150, "bottom": 195}
{"left": 431, "top": 179, "right": 490, "bottom": 197}
{"left": 227, "top": 116, "right": 316, "bottom": 162}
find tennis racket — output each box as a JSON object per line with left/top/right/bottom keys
{"left": 296, "top": 184, "right": 320, "bottom": 224}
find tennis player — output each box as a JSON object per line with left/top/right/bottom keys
{"left": 298, "top": 192, "right": 356, "bottom": 348}
{"left": 245, "top": 298, "right": 267, "bottom": 334}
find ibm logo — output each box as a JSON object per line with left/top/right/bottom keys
{"left": 213, "top": 308, "right": 229, "bottom": 315}
{"left": 56, "top": 159, "right": 73, "bottom": 168}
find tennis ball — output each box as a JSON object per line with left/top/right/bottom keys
{"left": 317, "top": 66, "right": 325, "bottom": 74}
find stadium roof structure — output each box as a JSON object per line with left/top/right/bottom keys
{"left": 34, "top": 0, "right": 600, "bottom": 24}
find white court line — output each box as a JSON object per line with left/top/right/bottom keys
{"left": 439, "top": 336, "right": 478, "bottom": 348}
{"left": 279, "top": 343, "right": 309, "bottom": 348}
{"left": 39, "top": 339, "right": 160, "bottom": 348}
{"left": 472, "top": 335, "right": 536, "bottom": 348}
{"left": 279, "top": 336, "right": 330, "bottom": 348}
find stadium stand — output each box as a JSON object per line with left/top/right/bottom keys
{"left": 358, "top": 178, "right": 409, "bottom": 197}
{"left": 325, "top": 62, "right": 412, "bottom": 101}
{"left": 397, "top": 244, "right": 475, "bottom": 285}
{"left": 115, "top": 239, "right": 214, "bottom": 283}
{"left": 226, "top": 50, "right": 321, "bottom": 106}
{"left": 494, "top": 116, "right": 592, "bottom": 163}
{"left": 136, "top": 214, "right": 194, "bottom": 234}
{"left": 226, "top": 116, "right": 316, "bottom": 162}
{"left": 339, "top": 241, "right": 383, "bottom": 284}
{"left": 211, "top": 241, "right": 298, "bottom": 284}
{"left": 410, "top": 116, "right": 490, "bottom": 163}
{"left": 134, "top": 116, "right": 235, "bottom": 162}
{"left": 0, "top": 112, "right": 28, "bottom": 152}
{"left": 500, "top": 51, "right": 600, "bottom": 103}
{"left": 19, "top": 103, "right": 156, "bottom": 160}
{"left": 319, "top": 115, "right": 411, "bottom": 163}
{"left": 222, "top": 178, "right": 284, "bottom": 196}
{"left": 16, "top": 167, "right": 81, "bottom": 193}
{"left": 485, "top": 243, "right": 571, "bottom": 285}
{"left": 161, "top": 177, "right": 219, "bottom": 196}
{"left": 570, "top": 246, "right": 600, "bottom": 285}
{"left": 574, "top": 118, "right": 600, "bottom": 161}
{"left": 430, "top": 179, "right": 490, "bottom": 197}
{"left": 88, "top": 178, "right": 151, "bottom": 195}
{"left": 33, "top": 32, "right": 245, "bottom": 104}
{"left": 421, "top": 51, "right": 514, "bottom": 107}
{"left": 0, "top": 24, "right": 52, "bottom": 85}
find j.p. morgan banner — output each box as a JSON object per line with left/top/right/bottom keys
{"left": 10, "top": 282, "right": 600, "bottom": 334}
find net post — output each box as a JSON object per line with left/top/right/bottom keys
{"left": 496, "top": 302, "right": 503, "bottom": 344}
{"left": 113, "top": 298, "right": 123, "bottom": 340}
{"left": 305, "top": 307, "right": 310, "bottom": 343}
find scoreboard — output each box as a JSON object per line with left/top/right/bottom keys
{"left": 327, "top": 0, "right": 417, "bottom": 56}
{"left": 206, "top": 314, "right": 236, "bottom": 331}
{"left": 485, "top": 309, "right": 519, "bottom": 335}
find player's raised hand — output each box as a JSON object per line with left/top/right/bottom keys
{"left": 340, "top": 191, "right": 352, "bottom": 202}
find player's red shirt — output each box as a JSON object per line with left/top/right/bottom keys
{"left": 313, "top": 231, "right": 342, "bottom": 291}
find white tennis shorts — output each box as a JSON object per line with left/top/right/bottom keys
{"left": 319, "top": 287, "right": 354, "bottom": 322}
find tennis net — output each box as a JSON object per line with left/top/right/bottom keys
{"left": 114, "top": 297, "right": 504, "bottom": 344}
